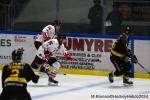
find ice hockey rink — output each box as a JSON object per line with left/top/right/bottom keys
{"left": 1, "top": 73, "right": 150, "bottom": 100}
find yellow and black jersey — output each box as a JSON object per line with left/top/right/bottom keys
{"left": 111, "top": 34, "right": 130, "bottom": 57}
{"left": 2, "top": 62, "right": 39, "bottom": 88}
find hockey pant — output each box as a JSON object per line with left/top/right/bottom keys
{"left": 31, "top": 56, "right": 61, "bottom": 79}
{"left": 110, "top": 55, "right": 132, "bottom": 77}
{"left": 34, "top": 41, "right": 42, "bottom": 50}
{"left": 0, "top": 87, "right": 31, "bottom": 100}
{"left": 46, "top": 57, "right": 61, "bottom": 79}
{"left": 31, "top": 55, "right": 46, "bottom": 69}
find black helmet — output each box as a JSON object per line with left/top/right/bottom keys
{"left": 57, "top": 34, "right": 66, "bottom": 40}
{"left": 12, "top": 48, "right": 24, "bottom": 61}
{"left": 123, "top": 26, "right": 132, "bottom": 35}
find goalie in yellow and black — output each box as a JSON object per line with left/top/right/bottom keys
{"left": 108, "top": 27, "right": 138, "bottom": 86}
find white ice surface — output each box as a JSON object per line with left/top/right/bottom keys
{"left": 0, "top": 73, "right": 150, "bottom": 100}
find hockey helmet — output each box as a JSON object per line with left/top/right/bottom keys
{"left": 12, "top": 48, "right": 24, "bottom": 61}
{"left": 123, "top": 26, "right": 132, "bottom": 35}
{"left": 49, "top": 25, "right": 55, "bottom": 34}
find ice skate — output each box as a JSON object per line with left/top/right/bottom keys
{"left": 123, "top": 76, "right": 133, "bottom": 86}
{"left": 108, "top": 72, "right": 114, "bottom": 83}
{"left": 48, "top": 77, "right": 58, "bottom": 86}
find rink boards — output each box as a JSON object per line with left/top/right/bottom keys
{"left": 0, "top": 30, "right": 150, "bottom": 78}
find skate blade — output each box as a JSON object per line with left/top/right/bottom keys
{"left": 48, "top": 82, "right": 58, "bottom": 86}
{"left": 123, "top": 83, "right": 133, "bottom": 87}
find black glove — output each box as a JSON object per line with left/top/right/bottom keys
{"left": 127, "top": 49, "right": 132, "bottom": 57}
{"left": 132, "top": 55, "right": 138, "bottom": 64}
{"left": 32, "top": 75, "right": 40, "bottom": 83}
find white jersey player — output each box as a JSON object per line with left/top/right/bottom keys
{"left": 31, "top": 34, "right": 73, "bottom": 85}
{"left": 36, "top": 25, "right": 55, "bottom": 43}
{"left": 34, "top": 20, "right": 61, "bottom": 49}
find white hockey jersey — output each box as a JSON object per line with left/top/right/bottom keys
{"left": 35, "top": 25, "right": 56, "bottom": 43}
{"left": 36, "top": 39, "right": 67, "bottom": 60}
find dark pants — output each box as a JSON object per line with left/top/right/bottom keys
{"left": 0, "top": 86, "right": 31, "bottom": 100}
{"left": 31, "top": 56, "right": 57, "bottom": 69}
{"left": 34, "top": 41, "right": 42, "bottom": 50}
{"left": 110, "top": 54, "right": 132, "bottom": 77}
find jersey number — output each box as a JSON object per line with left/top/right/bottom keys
{"left": 10, "top": 69, "right": 19, "bottom": 77}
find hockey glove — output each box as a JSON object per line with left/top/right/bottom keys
{"left": 132, "top": 55, "right": 138, "bottom": 64}
{"left": 126, "top": 49, "right": 132, "bottom": 57}
{"left": 45, "top": 52, "right": 52, "bottom": 61}
{"left": 124, "top": 56, "right": 130, "bottom": 63}
{"left": 64, "top": 52, "right": 74, "bottom": 60}
{"left": 32, "top": 75, "right": 40, "bottom": 83}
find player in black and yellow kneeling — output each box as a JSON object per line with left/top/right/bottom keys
{"left": 0, "top": 48, "right": 39, "bottom": 100}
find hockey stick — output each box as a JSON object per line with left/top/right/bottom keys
{"left": 128, "top": 53, "right": 150, "bottom": 75}
{"left": 58, "top": 72, "right": 66, "bottom": 75}
{"left": 136, "top": 62, "right": 150, "bottom": 74}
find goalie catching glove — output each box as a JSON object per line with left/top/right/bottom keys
{"left": 64, "top": 52, "right": 74, "bottom": 60}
